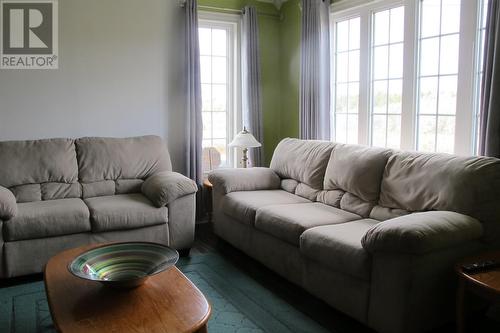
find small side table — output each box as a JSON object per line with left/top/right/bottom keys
{"left": 203, "top": 179, "right": 213, "bottom": 222}
{"left": 456, "top": 251, "right": 500, "bottom": 333}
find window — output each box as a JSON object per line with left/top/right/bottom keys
{"left": 333, "top": 17, "right": 360, "bottom": 144}
{"left": 198, "top": 13, "right": 240, "bottom": 173}
{"left": 371, "top": 6, "right": 404, "bottom": 149}
{"left": 330, "top": 0, "right": 487, "bottom": 155}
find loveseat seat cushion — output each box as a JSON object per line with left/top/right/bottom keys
{"left": 300, "top": 219, "right": 379, "bottom": 280}
{"left": 222, "top": 190, "right": 310, "bottom": 225}
{"left": 255, "top": 203, "right": 361, "bottom": 246}
{"left": 4, "top": 199, "right": 90, "bottom": 241}
{"left": 85, "top": 193, "right": 168, "bottom": 232}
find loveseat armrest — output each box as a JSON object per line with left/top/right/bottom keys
{"left": 208, "top": 167, "right": 281, "bottom": 194}
{"left": 361, "top": 211, "right": 483, "bottom": 255}
{"left": 0, "top": 185, "right": 17, "bottom": 220}
{"left": 142, "top": 171, "right": 198, "bottom": 208}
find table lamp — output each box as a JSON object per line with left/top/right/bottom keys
{"left": 229, "top": 127, "right": 261, "bottom": 168}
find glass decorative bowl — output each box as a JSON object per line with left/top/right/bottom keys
{"left": 68, "top": 242, "right": 179, "bottom": 289}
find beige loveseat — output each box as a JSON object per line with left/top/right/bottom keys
{"left": 209, "top": 138, "right": 500, "bottom": 333}
{"left": 0, "top": 135, "right": 197, "bottom": 278}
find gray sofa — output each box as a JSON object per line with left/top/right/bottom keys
{"left": 0, "top": 135, "right": 197, "bottom": 278}
{"left": 209, "top": 138, "right": 500, "bottom": 333}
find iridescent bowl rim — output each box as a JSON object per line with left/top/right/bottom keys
{"left": 67, "top": 241, "right": 179, "bottom": 283}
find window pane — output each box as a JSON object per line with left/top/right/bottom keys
{"left": 420, "top": 37, "right": 440, "bottom": 76}
{"left": 336, "top": 83, "right": 348, "bottom": 113}
{"left": 389, "top": 43, "right": 404, "bottom": 78}
{"left": 202, "top": 112, "right": 212, "bottom": 139}
{"left": 390, "top": 7, "right": 405, "bottom": 43}
{"left": 201, "top": 84, "right": 211, "bottom": 111}
{"left": 347, "top": 115, "right": 358, "bottom": 144}
{"left": 374, "top": 10, "right": 390, "bottom": 46}
{"left": 336, "top": 53, "right": 349, "bottom": 82}
{"left": 440, "top": 34, "right": 459, "bottom": 75}
{"left": 372, "top": 115, "right": 387, "bottom": 147}
{"left": 436, "top": 116, "right": 455, "bottom": 153}
{"left": 212, "top": 139, "right": 227, "bottom": 166}
{"left": 373, "top": 80, "right": 388, "bottom": 114}
{"left": 212, "top": 57, "right": 227, "bottom": 84}
{"left": 212, "top": 112, "right": 226, "bottom": 139}
{"left": 348, "top": 50, "right": 360, "bottom": 81}
{"left": 212, "top": 84, "right": 227, "bottom": 111}
{"left": 419, "top": 77, "right": 438, "bottom": 114}
{"left": 199, "top": 28, "right": 211, "bottom": 55}
{"left": 349, "top": 18, "right": 361, "bottom": 49}
{"left": 421, "top": 0, "right": 441, "bottom": 38}
{"left": 388, "top": 79, "right": 403, "bottom": 114}
{"left": 212, "top": 29, "right": 227, "bottom": 56}
{"left": 438, "top": 75, "right": 458, "bottom": 115}
{"left": 335, "top": 114, "right": 348, "bottom": 143}
{"left": 418, "top": 115, "right": 437, "bottom": 151}
{"left": 336, "top": 21, "right": 349, "bottom": 52}
{"left": 348, "top": 82, "right": 359, "bottom": 113}
{"left": 200, "top": 56, "right": 211, "bottom": 84}
{"left": 374, "top": 46, "right": 389, "bottom": 80}
{"left": 387, "top": 115, "right": 401, "bottom": 148}
{"left": 441, "top": 0, "right": 461, "bottom": 35}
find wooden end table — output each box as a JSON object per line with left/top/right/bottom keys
{"left": 44, "top": 244, "right": 211, "bottom": 333}
{"left": 203, "top": 179, "right": 213, "bottom": 223}
{"left": 456, "top": 251, "right": 500, "bottom": 333}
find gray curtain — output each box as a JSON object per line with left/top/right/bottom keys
{"left": 299, "top": 0, "right": 331, "bottom": 140}
{"left": 242, "top": 6, "right": 264, "bottom": 167}
{"left": 479, "top": 0, "right": 500, "bottom": 157}
{"left": 185, "top": 0, "right": 203, "bottom": 183}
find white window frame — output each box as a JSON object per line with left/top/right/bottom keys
{"left": 330, "top": 0, "right": 484, "bottom": 155}
{"left": 198, "top": 11, "right": 242, "bottom": 168}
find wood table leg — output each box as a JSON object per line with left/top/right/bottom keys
{"left": 456, "top": 278, "right": 466, "bottom": 333}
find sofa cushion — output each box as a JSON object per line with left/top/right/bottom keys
{"left": 9, "top": 184, "right": 41, "bottom": 203}
{"left": 84, "top": 193, "right": 168, "bottom": 232}
{"left": 324, "top": 144, "right": 391, "bottom": 203}
{"left": 379, "top": 152, "right": 500, "bottom": 242}
{"left": 76, "top": 136, "right": 172, "bottom": 183}
{"left": 255, "top": 203, "right": 361, "bottom": 246}
{"left": 4, "top": 199, "right": 90, "bottom": 241}
{"left": 41, "top": 182, "right": 81, "bottom": 201}
{"left": 0, "top": 138, "right": 78, "bottom": 188}
{"left": 270, "top": 138, "right": 335, "bottom": 189}
{"left": 81, "top": 180, "right": 116, "bottom": 199}
{"left": 300, "top": 219, "right": 380, "bottom": 280}
{"left": 115, "top": 179, "right": 144, "bottom": 194}
{"left": 222, "top": 190, "right": 310, "bottom": 225}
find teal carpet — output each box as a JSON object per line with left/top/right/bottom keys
{"left": 0, "top": 253, "right": 330, "bottom": 333}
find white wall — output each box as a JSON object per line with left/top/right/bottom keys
{"left": 0, "top": 0, "right": 188, "bottom": 173}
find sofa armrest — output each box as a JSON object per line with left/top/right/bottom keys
{"left": 208, "top": 167, "right": 281, "bottom": 194}
{"left": 361, "top": 211, "right": 483, "bottom": 254}
{"left": 0, "top": 186, "right": 17, "bottom": 220}
{"left": 142, "top": 171, "right": 198, "bottom": 208}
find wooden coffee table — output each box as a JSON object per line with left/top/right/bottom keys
{"left": 456, "top": 251, "right": 500, "bottom": 333}
{"left": 44, "top": 244, "right": 211, "bottom": 333}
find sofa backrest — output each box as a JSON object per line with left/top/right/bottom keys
{"left": 0, "top": 138, "right": 80, "bottom": 202}
{"left": 76, "top": 135, "right": 172, "bottom": 198}
{"left": 270, "top": 138, "right": 335, "bottom": 200}
{"left": 319, "top": 143, "right": 392, "bottom": 217}
{"left": 379, "top": 151, "right": 500, "bottom": 242}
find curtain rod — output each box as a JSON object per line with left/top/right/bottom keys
{"left": 179, "top": 1, "right": 281, "bottom": 19}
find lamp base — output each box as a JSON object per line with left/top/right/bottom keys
{"left": 241, "top": 148, "right": 248, "bottom": 168}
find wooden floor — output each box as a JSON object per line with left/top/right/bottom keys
{"left": 1, "top": 222, "right": 499, "bottom": 333}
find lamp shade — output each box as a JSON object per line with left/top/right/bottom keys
{"left": 229, "top": 128, "right": 261, "bottom": 148}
